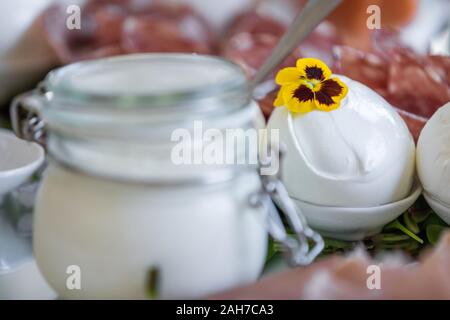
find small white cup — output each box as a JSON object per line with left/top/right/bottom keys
{"left": 0, "top": 129, "right": 54, "bottom": 300}
{"left": 0, "top": 129, "right": 44, "bottom": 200}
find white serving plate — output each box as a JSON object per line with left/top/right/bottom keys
{"left": 292, "top": 182, "right": 422, "bottom": 241}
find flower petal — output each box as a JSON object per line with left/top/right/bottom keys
{"left": 283, "top": 83, "right": 315, "bottom": 113}
{"left": 314, "top": 77, "right": 348, "bottom": 111}
{"left": 274, "top": 87, "right": 285, "bottom": 107}
{"left": 323, "top": 78, "right": 348, "bottom": 99}
{"left": 275, "top": 67, "right": 302, "bottom": 85}
{"left": 296, "top": 58, "right": 332, "bottom": 80}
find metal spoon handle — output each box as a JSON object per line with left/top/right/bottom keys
{"left": 251, "top": 0, "right": 342, "bottom": 87}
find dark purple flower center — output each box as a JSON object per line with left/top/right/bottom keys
{"left": 305, "top": 66, "right": 325, "bottom": 81}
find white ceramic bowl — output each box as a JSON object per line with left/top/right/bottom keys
{"left": 423, "top": 192, "right": 450, "bottom": 225}
{"left": 0, "top": 129, "right": 44, "bottom": 198}
{"left": 291, "top": 182, "right": 423, "bottom": 241}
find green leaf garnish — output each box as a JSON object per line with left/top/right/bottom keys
{"left": 264, "top": 198, "right": 449, "bottom": 268}
{"left": 375, "top": 233, "right": 410, "bottom": 242}
{"left": 384, "top": 219, "right": 424, "bottom": 244}
{"left": 403, "top": 212, "right": 420, "bottom": 234}
{"left": 426, "top": 224, "right": 448, "bottom": 245}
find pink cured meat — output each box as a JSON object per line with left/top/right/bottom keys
{"left": 42, "top": 1, "right": 127, "bottom": 62}
{"left": 42, "top": 1, "right": 214, "bottom": 63}
{"left": 333, "top": 45, "right": 388, "bottom": 94}
{"left": 221, "top": 11, "right": 339, "bottom": 78}
{"left": 386, "top": 49, "right": 450, "bottom": 119}
{"left": 220, "top": 11, "right": 297, "bottom": 78}
{"left": 394, "top": 107, "right": 428, "bottom": 142}
{"left": 258, "top": 89, "right": 279, "bottom": 120}
{"left": 334, "top": 30, "right": 450, "bottom": 140}
{"left": 122, "top": 4, "right": 214, "bottom": 55}
{"left": 222, "top": 33, "right": 302, "bottom": 78}
{"left": 299, "top": 21, "right": 340, "bottom": 67}
{"left": 223, "top": 11, "right": 287, "bottom": 39}
{"left": 429, "top": 55, "right": 450, "bottom": 82}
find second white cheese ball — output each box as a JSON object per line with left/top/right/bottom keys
{"left": 267, "top": 76, "right": 415, "bottom": 207}
{"left": 417, "top": 102, "right": 450, "bottom": 205}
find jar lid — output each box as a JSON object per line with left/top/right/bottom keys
{"left": 26, "top": 54, "right": 260, "bottom": 184}
{"left": 42, "top": 54, "right": 251, "bottom": 132}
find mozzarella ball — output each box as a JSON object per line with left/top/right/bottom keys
{"left": 417, "top": 102, "right": 450, "bottom": 205}
{"left": 267, "top": 76, "right": 415, "bottom": 207}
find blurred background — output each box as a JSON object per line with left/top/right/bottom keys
{"left": 0, "top": 0, "right": 449, "bottom": 139}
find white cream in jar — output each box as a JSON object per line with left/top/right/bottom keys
{"left": 20, "top": 54, "right": 269, "bottom": 299}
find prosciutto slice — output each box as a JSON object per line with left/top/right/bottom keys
{"left": 121, "top": 4, "right": 214, "bottom": 54}
{"left": 221, "top": 11, "right": 339, "bottom": 78}
{"left": 220, "top": 11, "right": 299, "bottom": 78}
{"left": 334, "top": 31, "right": 450, "bottom": 140}
{"left": 42, "top": 0, "right": 214, "bottom": 63}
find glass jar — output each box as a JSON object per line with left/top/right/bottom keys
{"left": 12, "top": 54, "right": 323, "bottom": 299}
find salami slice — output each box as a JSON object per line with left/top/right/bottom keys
{"left": 42, "top": 1, "right": 214, "bottom": 63}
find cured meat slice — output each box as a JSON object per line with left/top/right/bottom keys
{"left": 394, "top": 108, "right": 428, "bottom": 142}
{"left": 221, "top": 11, "right": 294, "bottom": 78}
{"left": 42, "top": 1, "right": 127, "bottom": 63}
{"left": 299, "top": 22, "right": 340, "bottom": 67}
{"left": 429, "top": 55, "right": 450, "bottom": 82}
{"left": 334, "top": 30, "right": 450, "bottom": 140}
{"left": 386, "top": 49, "right": 450, "bottom": 119}
{"left": 42, "top": 1, "right": 214, "bottom": 63}
{"left": 121, "top": 4, "right": 214, "bottom": 54}
{"left": 333, "top": 45, "right": 388, "bottom": 93}
{"left": 223, "top": 10, "right": 287, "bottom": 40}
{"left": 221, "top": 11, "right": 339, "bottom": 78}
{"left": 257, "top": 89, "right": 278, "bottom": 120}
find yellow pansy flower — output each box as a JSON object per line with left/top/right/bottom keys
{"left": 274, "top": 58, "right": 348, "bottom": 113}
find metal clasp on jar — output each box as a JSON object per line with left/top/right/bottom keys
{"left": 250, "top": 143, "right": 324, "bottom": 266}
{"left": 10, "top": 83, "right": 48, "bottom": 146}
